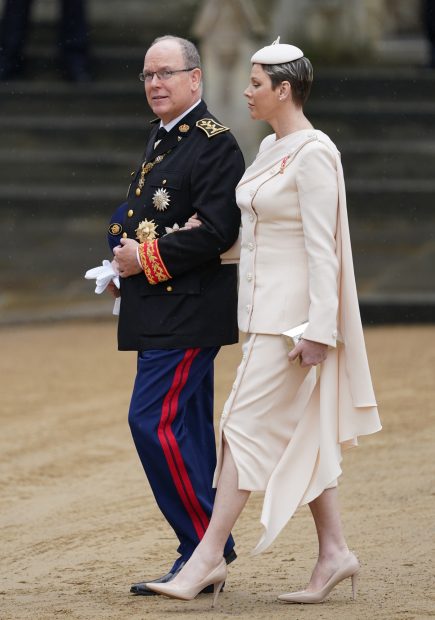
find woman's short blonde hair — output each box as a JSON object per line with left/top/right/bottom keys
{"left": 262, "top": 57, "right": 313, "bottom": 107}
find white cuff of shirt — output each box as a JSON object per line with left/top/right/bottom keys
{"left": 136, "top": 245, "right": 143, "bottom": 270}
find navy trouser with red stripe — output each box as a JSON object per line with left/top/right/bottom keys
{"left": 128, "top": 346, "right": 235, "bottom": 572}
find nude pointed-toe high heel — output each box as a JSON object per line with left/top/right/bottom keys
{"left": 278, "top": 552, "right": 360, "bottom": 604}
{"left": 145, "top": 558, "right": 227, "bottom": 608}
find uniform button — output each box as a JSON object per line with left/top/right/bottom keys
{"left": 248, "top": 242, "right": 254, "bottom": 251}
{"left": 249, "top": 190, "right": 255, "bottom": 197}
{"left": 332, "top": 330, "right": 337, "bottom": 338}
{"left": 166, "top": 285, "right": 173, "bottom": 292}
{"left": 249, "top": 214, "right": 254, "bottom": 222}
{"left": 232, "top": 383, "right": 237, "bottom": 391}
{"left": 242, "top": 354, "right": 247, "bottom": 361}
{"left": 130, "top": 171, "right": 135, "bottom": 177}
{"left": 162, "top": 179, "right": 167, "bottom": 185}
{"left": 122, "top": 232, "right": 128, "bottom": 238}
{"left": 127, "top": 209, "right": 134, "bottom": 217}
{"left": 246, "top": 273, "right": 252, "bottom": 281}
{"left": 245, "top": 304, "right": 251, "bottom": 313}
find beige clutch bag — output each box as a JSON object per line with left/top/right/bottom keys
{"left": 282, "top": 321, "right": 309, "bottom": 350}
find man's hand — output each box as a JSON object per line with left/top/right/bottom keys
{"left": 113, "top": 238, "right": 143, "bottom": 278}
{"left": 288, "top": 338, "right": 328, "bottom": 368}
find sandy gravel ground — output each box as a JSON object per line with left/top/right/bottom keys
{"left": 1, "top": 322, "right": 434, "bottom": 620}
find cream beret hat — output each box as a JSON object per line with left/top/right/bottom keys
{"left": 251, "top": 36, "right": 303, "bottom": 64}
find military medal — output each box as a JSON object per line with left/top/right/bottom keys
{"left": 135, "top": 219, "right": 158, "bottom": 243}
{"left": 152, "top": 187, "right": 171, "bottom": 212}
{"left": 135, "top": 153, "right": 169, "bottom": 197}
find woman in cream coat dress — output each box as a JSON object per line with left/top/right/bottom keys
{"left": 146, "top": 40, "right": 382, "bottom": 607}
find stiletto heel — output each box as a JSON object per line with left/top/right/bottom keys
{"left": 144, "top": 558, "right": 228, "bottom": 603}
{"left": 351, "top": 570, "right": 359, "bottom": 600}
{"left": 211, "top": 579, "right": 225, "bottom": 608}
{"left": 278, "top": 552, "right": 360, "bottom": 604}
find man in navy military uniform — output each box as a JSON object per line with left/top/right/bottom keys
{"left": 110, "top": 35, "right": 244, "bottom": 595}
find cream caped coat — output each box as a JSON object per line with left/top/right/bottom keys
{"left": 215, "top": 129, "right": 381, "bottom": 554}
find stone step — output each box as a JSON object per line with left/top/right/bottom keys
{"left": 0, "top": 115, "right": 148, "bottom": 150}
{"left": 2, "top": 140, "right": 434, "bottom": 184}
{"left": 0, "top": 81, "right": 147, "bottom": 116}
{"left": 340, "top": 140, "right": 435, "bottom": 179}
{"left": 1, "top": 182, "right": 433, "bottom": 220}
{"left": 0, "top": 148, "right": 136, "bottom": 186}
{"left": 313, "top": 67, "right": 435, "bottom": 101}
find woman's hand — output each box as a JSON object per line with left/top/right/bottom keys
{"left": 288, "top": 338, "right": 328, "bottom": 368}
{"left": 181, "top": 213, "right": 202, "bottom": 230}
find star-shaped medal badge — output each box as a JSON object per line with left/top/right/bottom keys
{"left": 135, "top": 219, "right": 158, "bottom": 243}
{"left": 152, "top": 187, "right": 171, "bottom": 212}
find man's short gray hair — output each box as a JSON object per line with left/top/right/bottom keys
{"left": 150, "top": 35, "right": 201, "bottom": 70}
{"left": 262, "top": 57, "right": 313, "bottom": 107}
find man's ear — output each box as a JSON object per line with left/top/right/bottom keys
{"left": 191, "top": 67, "right": 202, "bottom": 92}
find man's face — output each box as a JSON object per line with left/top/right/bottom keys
{"left": 143, "top": 40, "right": 201, "bottom": 124}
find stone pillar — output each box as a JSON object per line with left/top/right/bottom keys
{"left": 269, "top": 0, "right": 385, "bottom": 61}
{"left": 192, "top": 0, "right": 266, "bottom": 162}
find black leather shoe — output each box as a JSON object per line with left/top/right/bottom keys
{"left": 130, "top": 549, "right": 237, "bottom": 596}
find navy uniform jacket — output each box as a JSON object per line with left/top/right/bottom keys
{"left": 111, "top": 100, "right": 244, "bottom": 351}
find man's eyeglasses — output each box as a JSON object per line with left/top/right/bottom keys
{"left": 139, "top": 68, "right": 197, "bottom": 82}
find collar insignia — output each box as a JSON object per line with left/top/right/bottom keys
{"left": 179, "top": 123, "right": 190, "bottom": 133}
{"left": 196, "top": 118, "right": 230, "bottom": 138}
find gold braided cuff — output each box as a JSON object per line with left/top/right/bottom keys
{"left": 138, "top": 240, "right": 171, "bottom": 285}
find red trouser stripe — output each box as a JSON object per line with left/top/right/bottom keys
{"left": 157, "top": 348, "right": 210, "bottom": 540}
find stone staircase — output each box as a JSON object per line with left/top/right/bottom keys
{"left": 1, "top": 25, "right": 434, "bottom": 323}
{"left": 307, "top": 67, "right": 435, "bottom": 323}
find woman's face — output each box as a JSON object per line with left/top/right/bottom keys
{"left": 244, "top": 64, "right": 280, "bottom": 121}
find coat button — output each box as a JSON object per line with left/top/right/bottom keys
{"left": 245, "top": 304, "right": 251, "bottom": 313}
{"left": 246, "top": 273, "right": 252, "bottom": 281}
{"left": 248, "top": 242, "right": 254, "bottom": 251}
{"left": 166, "top": 285, "right": 173, "bottom": 292}
{"left": 249, "top": 214, "right": 254, "bottom": 222}
{"left": 162, "top": 179, "right": 167, "bottom": 185}
{"left": 122, "top": 232, "right": 128, "bottom": 238}
{"left": 127, "top": 209, "right": 134, "bottom": 217}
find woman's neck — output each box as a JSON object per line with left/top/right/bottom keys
{"left": 271, "top": 107, "right": 313, "bottom": 140}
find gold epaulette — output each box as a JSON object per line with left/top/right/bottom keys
{"left": 196, "top": 118, "right": 230, "bottom": 138}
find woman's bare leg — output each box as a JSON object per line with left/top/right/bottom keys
{"left": 173, "top": 438, "right": 250, "bottom": 585}
{"left": 306, "top": 487, "right": 351, "bottom": 591}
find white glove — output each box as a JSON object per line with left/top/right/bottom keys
{"left": 84, "top": 259, "right": 121, "bottom": 315}
{"left": 85, "top": 259, "right": 120, "bottom": 294}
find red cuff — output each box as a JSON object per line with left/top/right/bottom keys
{"left": 138, "top": 240, "right": 171, "bottom": 285}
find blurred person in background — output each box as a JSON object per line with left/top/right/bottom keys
{"left": 422, "top": 0, "right": 435, "bottom": 68}
{"left": 0, "top": 0, "right": 91, "bottom": 81}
